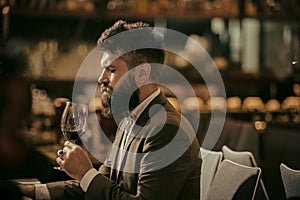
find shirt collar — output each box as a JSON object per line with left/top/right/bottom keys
{"left": 129, "top": 88, "right": 161, "bottom": 121}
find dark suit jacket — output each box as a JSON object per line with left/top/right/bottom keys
{"left": 47, "top": 92, "right": 201, "bottom": 200}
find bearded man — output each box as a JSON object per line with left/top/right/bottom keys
{"left": 20, "top": 20, "right": 201, "bottom": 200}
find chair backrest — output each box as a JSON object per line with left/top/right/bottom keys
{"left": 280, "top": 163, "right": 300, "bottom": 199}
{"left": 200, "top": 147, "right": 223, "bottom": 200}
{"left": 206, "top": 159, "right": 261, "bottom": 200}
{"left": 222, "top": 145, "right": 270, "bottom": 200}
{"left": 222, "top": 145, "right": 256, "bottom": 166}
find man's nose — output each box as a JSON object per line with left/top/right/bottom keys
{"left": 98, "top": 70, "right": 109, "bottom": 85}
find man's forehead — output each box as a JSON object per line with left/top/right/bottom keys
{"left": 100, "top": 51, "right": 114, "bottom": 68}
{"left": 100, "top": 50, "right": 128, "bottom": 68}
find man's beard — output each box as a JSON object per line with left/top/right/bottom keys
{"left": 100, "top": 84, "right": 139, "bottom": 120}
{"left": 100, "top": 85, "right": 113, "bottom": 119}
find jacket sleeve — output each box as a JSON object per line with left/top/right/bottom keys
{"left": 46, "top": 180, "right": 85, "bottom": 200}
{"left": 45, "top": 162, "right": 111, "bottom": 200}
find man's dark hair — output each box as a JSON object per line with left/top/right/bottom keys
{"left": 97, "top": 20, "right": 165, "bottom": 79}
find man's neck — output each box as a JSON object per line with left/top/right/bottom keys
{"left": 138, "top": 84, "right": 158, "bottom": 103}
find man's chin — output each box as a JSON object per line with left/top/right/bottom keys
{"left": 102, "top": 91, "right": 111, "bottom": 99}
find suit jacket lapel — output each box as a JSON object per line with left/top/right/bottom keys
{"left": 123, "top": 92, "right": 167, "bottom": 151}
{"left": 115, "top": 92, "right": 168, "bottom": 181}
{"left": 110, "top": 120, "right": 126, "bottom": 180}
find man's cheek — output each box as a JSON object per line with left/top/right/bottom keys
{"left": 115, "top": 74, "right": 136, "bottom": 94}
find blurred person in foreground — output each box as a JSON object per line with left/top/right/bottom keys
{"left": 0, "top": 51, "right": 62, "bottom": 198}
{"left": 0, "top": 51, "right": 60, "bottom": 182}
{"left": 20, "top": 20, "right": 201, "bottom": 200}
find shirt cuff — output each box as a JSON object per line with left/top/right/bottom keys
{"left": 35, "top": 183, "right": 51, "bottom": 200}
{"left": 80, "top": 168, "right": 100, "bottom": 192}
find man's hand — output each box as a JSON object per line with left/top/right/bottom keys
{"left": 56, "top": 141, "right": 93, "bottom": 181}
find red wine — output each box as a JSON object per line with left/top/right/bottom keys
{"left": 62, "top": 130, "right": 80, "bottom": 141}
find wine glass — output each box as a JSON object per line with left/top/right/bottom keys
{"left": 60, "top": 102, "right": 88, "bottom": 143}
{"left": 54, "top": 102, "right": 88, "bottom": 171}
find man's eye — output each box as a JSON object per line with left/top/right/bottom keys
{"left": 109, "top": 69, "right": 116, "bottom": 73}
{"left": 106, "top": 68, "right": 116, "bottom": 73}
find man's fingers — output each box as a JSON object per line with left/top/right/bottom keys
{"left": 64, "top": 140, "right": 75, "bottom": 148}
{"left": 56, "top": 157, "right": 64, "bottom": 166}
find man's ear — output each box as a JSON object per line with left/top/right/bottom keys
{"left": 134, "top": 63, "right": 151, "bottom": 85}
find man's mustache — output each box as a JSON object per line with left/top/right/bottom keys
{"left": 100, "top": 84, "right": 113, "bottom": 94}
